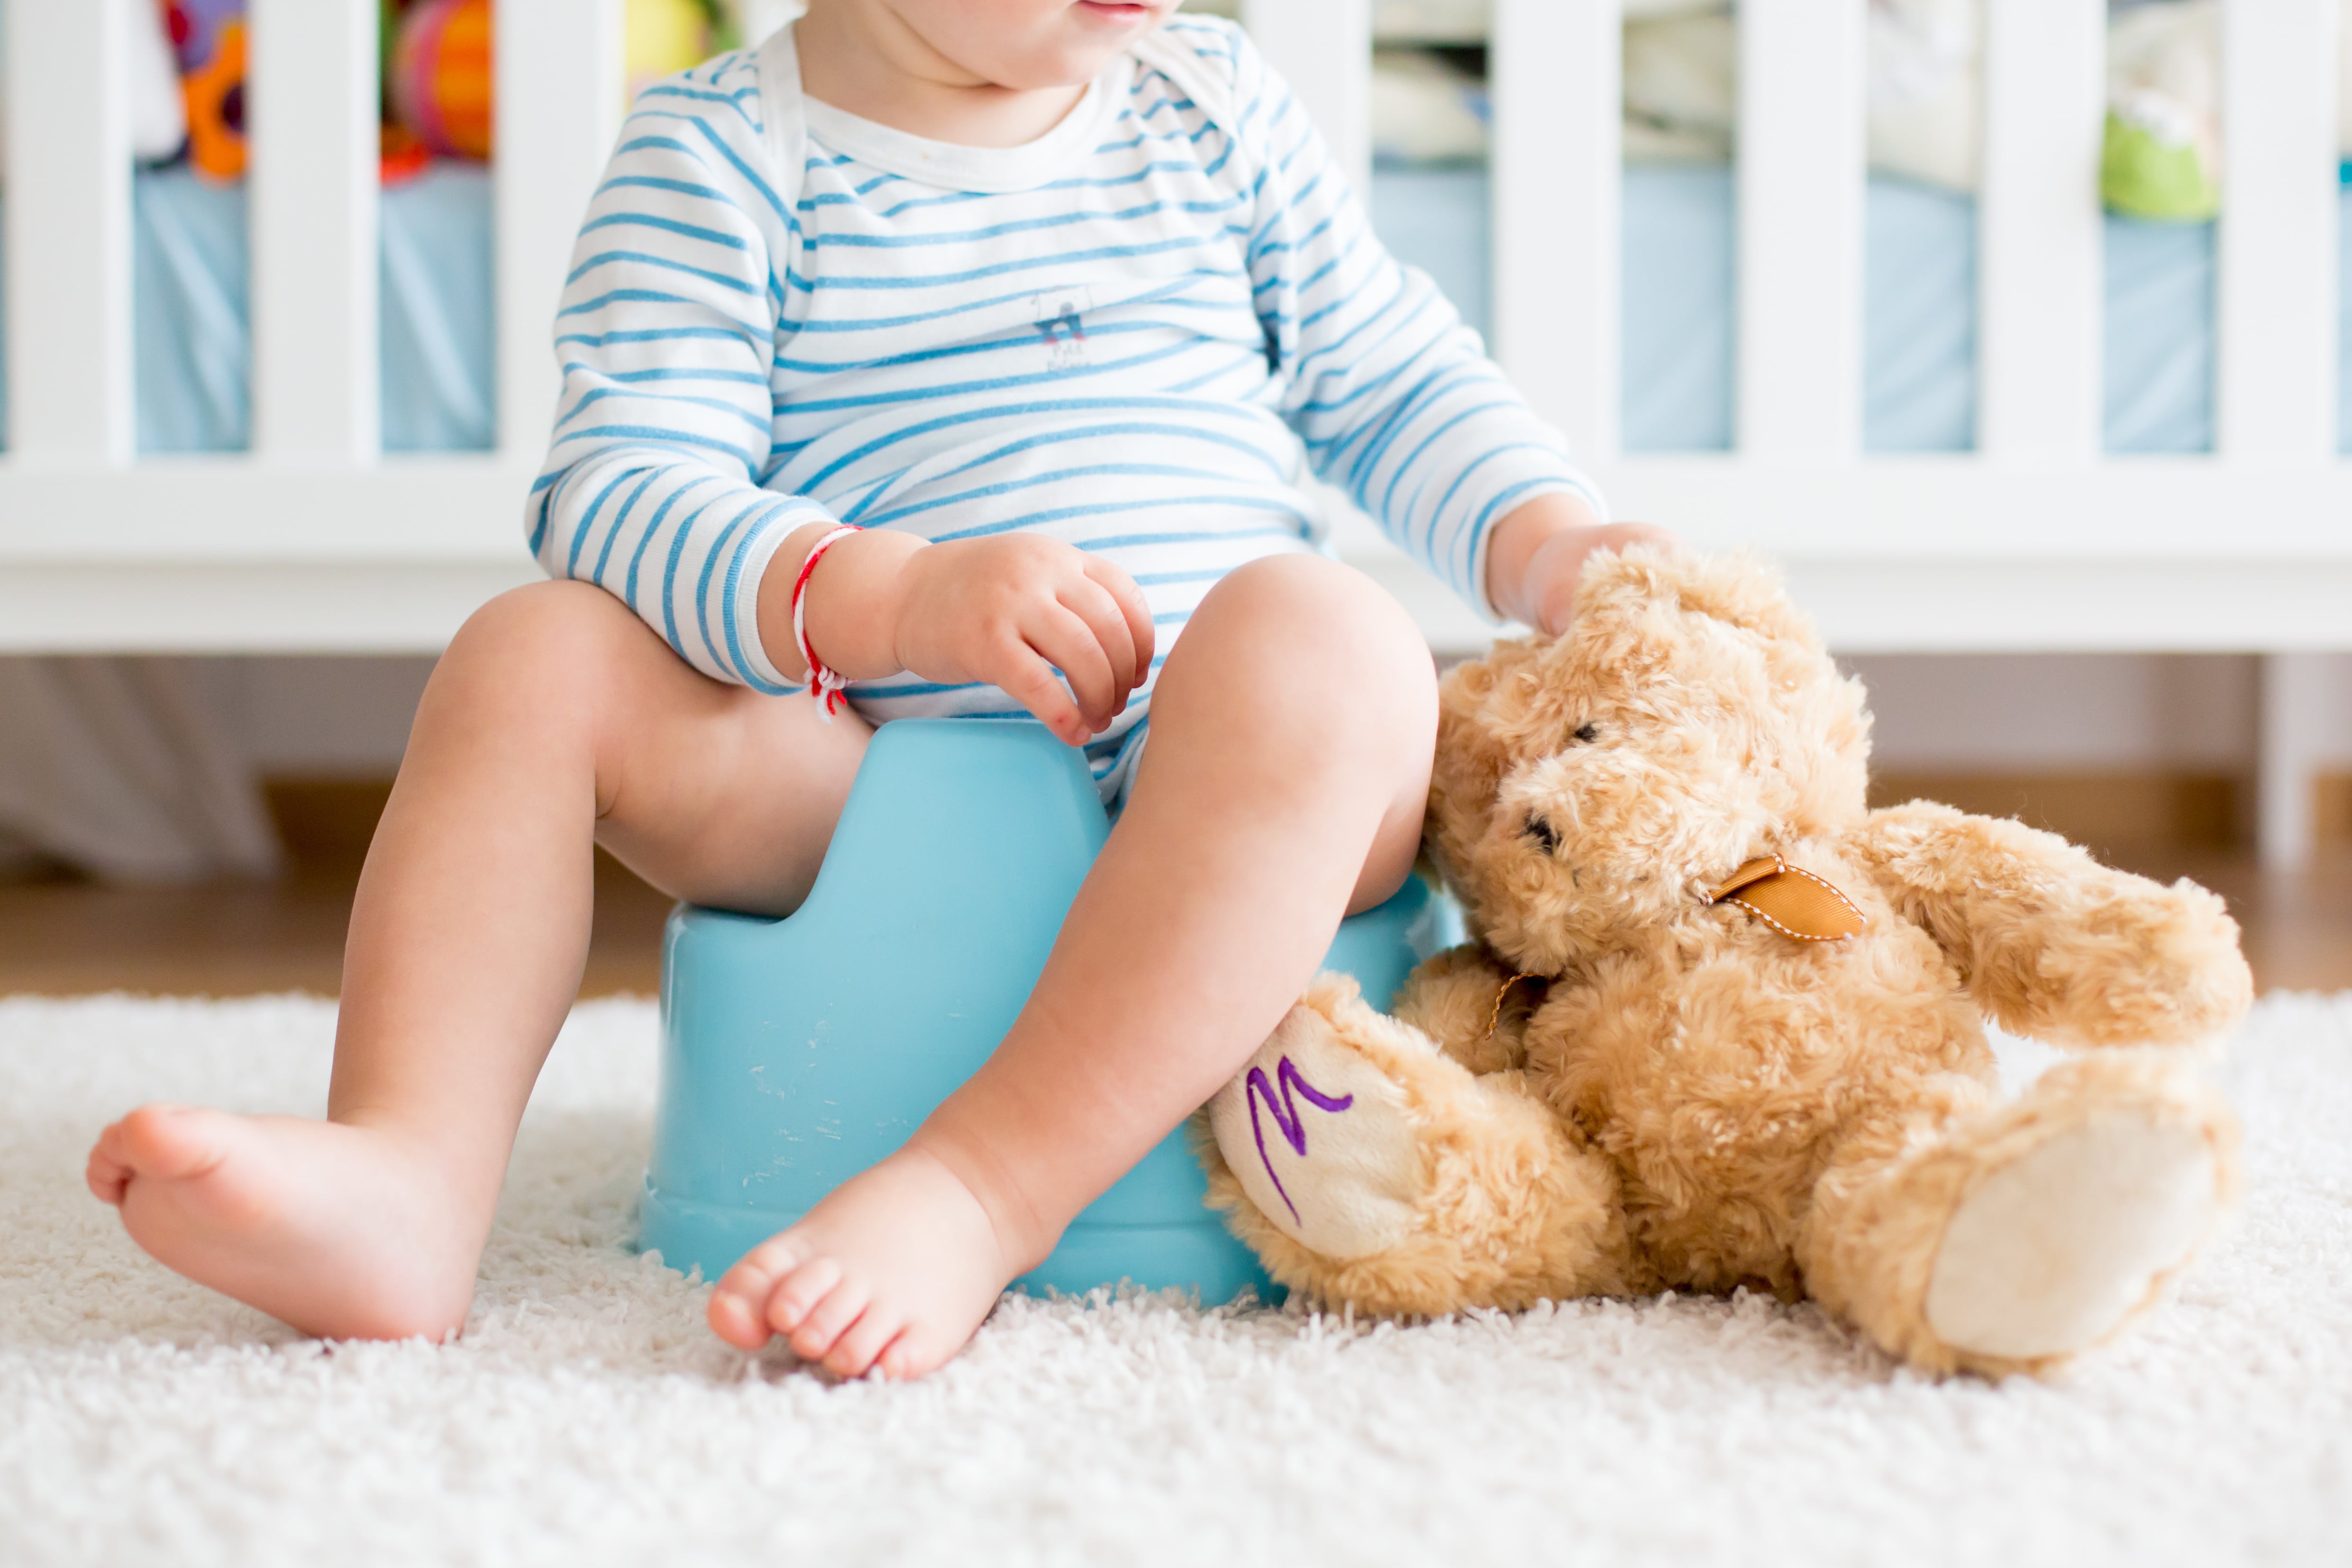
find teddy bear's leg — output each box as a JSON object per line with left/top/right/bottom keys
{"left": 1798, "top": 1052, "right": 2239, "bottom": 1377}
{"left": 1199, "top": 973, "right": 1635, "bottom": 1317}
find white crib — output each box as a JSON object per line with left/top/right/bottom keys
{"left": 1, "top": 0, "right": 2345, "bottom": 854}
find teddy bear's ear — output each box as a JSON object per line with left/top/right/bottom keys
{"left": 1425, "top": 637, "right": 1544, "bottom": 884}
{"left": 1432, "top": 638, "right": 1528, "bottom": 798}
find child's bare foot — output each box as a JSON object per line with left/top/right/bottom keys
{"left": 86, "top": 1105, "right": 483, "bottom": 1340}
{"left": 706, "top": 1142, "right": 1038, "bottom": 1379}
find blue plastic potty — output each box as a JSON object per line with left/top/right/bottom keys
{"left": 640, "top": 718, "right": 1455, "bottom": 1304}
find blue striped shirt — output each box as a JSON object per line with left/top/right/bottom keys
{"left": 530, "top": 17, "right": 1601, "bottom": 795}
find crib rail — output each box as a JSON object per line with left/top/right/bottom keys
{"left": 1978, "top": 0, "right": 2103, "bottom": 461}
{"left": 0, "top": 0, "right": 616, "bottom": 646}
{"left": 2220, "top": 0, "right": 2342, "bottom": 462}
{"left": 1272, "top": 0, "right": 2348, "bottom": 641}
{"left": 1736, "top": 0, "right": 1865, "bottom": 461}
{"left": 1490, "top": 0, "right": 1616, "bottom": 464}
{"left": 4, "top": 0, "right": 136, "bottom": 465}
{"left": 497, "top": 0, "right": 627, "bottom": 479}
{"left": 250, "top": 0, "right": 380, "bottom": 462}
{"left": 0, "top": 0, "right": 2346, "bottom": 657}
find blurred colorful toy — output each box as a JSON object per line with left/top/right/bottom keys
{"left": 629, "top": 0, "right": 719, "bottom": 106}
{"left": 163, "top": 0, "right": 248, "bottom": 181}
{"left": 385, "top": 0, "right": 723, "bottom": 164}
{"left": 130, "top": 0, "right": 192, "bottom": 164}
{"left": 379, "top": 123, "right": 433, "bottom": 186}
{"left": 392, "top": 0, "right": 494, "bottom": 160}
{"left": 2100, "top": 1, "right": 2222, "bottom": 222}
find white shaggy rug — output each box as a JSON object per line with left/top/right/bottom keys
{"left": 2, "top": 995, "right": 2348, "bottom": 1568}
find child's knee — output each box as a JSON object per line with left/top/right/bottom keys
{"left": 444, "top": 581, "right": 645, "bottom": 681}
{"left": 1190, "top": 555, "right": 1432, "bottom": 677}
{"left": 1181, "top": 556, "right": 1437, "bottom": 754}
{"left": 422, "top": 582, "right": 666, "bottom": 753}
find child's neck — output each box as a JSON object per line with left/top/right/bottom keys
{"left": 794, "top": 3, "right": 1092, "bottom": 148}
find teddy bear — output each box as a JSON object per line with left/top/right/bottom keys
{"left": 1202, "top": 546, "right": 2252, "bottom": 1377}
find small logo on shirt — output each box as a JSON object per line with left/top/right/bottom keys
{"left": 1031, "top": 286, "right": 1094, "bottom": 373}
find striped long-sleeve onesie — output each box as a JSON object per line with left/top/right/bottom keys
{"left": 531, "top": 15, "right": 1603, "bottom": 802}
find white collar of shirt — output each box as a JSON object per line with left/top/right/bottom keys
{"left": 782, "top": 23, "right": 1133, "bottom": 195}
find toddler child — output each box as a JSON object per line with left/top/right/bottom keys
{"left": 88, "top": 0, "right": 1664, "bottom": 1380}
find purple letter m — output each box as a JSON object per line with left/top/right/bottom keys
{"left": 1245, "top": 1055, "right": 1355, "bottom": 1225}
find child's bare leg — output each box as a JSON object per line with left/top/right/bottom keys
{"left": 711, "top": 555, "right": 1438, "bottom": 1377}
{"left": 86, "top": 582, "right": 867, "bottom": 1339}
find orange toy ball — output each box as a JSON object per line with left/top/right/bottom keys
{"left": 182, "top": 17, "right": 249, "bottom": 182}
{"left": 392, "top": 0, "right": 494, "bottom": 161}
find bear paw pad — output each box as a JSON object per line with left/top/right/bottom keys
{"left": 1207, "top": 1001, "right": 1423, "bottom": 1260}
{"left": 1925, "top": 1111, "right": 2223, "bottom": 1361}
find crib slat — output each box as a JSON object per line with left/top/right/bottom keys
{"left": 250, "top": 0, "right": 381, "bottom": 461}
{"left": 1493, "top": 0, "right": 1619, "bottom": 465}
{"left": 2219, "top": 0, "right": 2341, "bottom": 464}
{"left": 2, "top": 0, "right": 133, "bottom": 463}
{"left": 1241, "top": 0, "right": 1372, "bottom": 202}
{"left": 495, "top": 0, "right": 626, "bottom": 464}
{"left": 1737, "top": 0, "right": 1866, "bottom": 461}
{"left": 1979, "top": 0, "right": 2103, "bottom": 464}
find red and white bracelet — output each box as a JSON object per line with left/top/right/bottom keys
{"left": 789, "top": 522, "right": 864, "bottom": 720}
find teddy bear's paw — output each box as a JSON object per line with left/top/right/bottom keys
{"left": 1923, "top": 1085, "right": 2231, "bottom": 1364}
{"left": 1206, "top": 1000, "right": 1426, "bottom": 1260}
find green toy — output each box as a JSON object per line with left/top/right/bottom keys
{"left": 2102, "top": 105, "right": 2219, "bottom": 224}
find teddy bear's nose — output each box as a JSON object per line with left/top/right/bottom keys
{"left": 1523, "top": 813, "right": 1561, "bottom": 857}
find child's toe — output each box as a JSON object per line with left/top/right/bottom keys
{"left": 116, "top": 1104, "right": 223, "bottom": 1181}
{"left": 788, "top": 1275, "right": 870, "bottom": 1362}
{"left": 85, "top": 1138, "right": 129, "bottom": 1204}
{"left": 720, "top": 1232, "right": 805, "bottom": 1294}
{"left": 765, "top": 1255, "right": 842, "bottom": 1336}
{"left": 827, "top": 1307, "right": 903, "bottom": 1379}
{"left": 879, "top": 1324, "right": 951, "bottom": 1382}
{"left": 706, "top": 1285, "right": 771, "bottom": 1349}
{"left": 708, "top": 1234, "right": 812, "bottom": 1348}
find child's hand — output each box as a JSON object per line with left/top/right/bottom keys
{"left": 889, "top": 536, "right": 1155, "bottom": 747}
{"left": 763, "top": 527, "right": 1154, "bottom": 745}
{"left": 1486, "top": 494, "right": 1680, "bottom": 637}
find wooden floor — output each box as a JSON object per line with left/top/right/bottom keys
{"left": 0, "top": 845, "right": 2345, "bottom": 999}
{"left": 2116, "top": 847, "right": 2352, "bottom": 994}
{"left": 0, "top": 857, "right": 677, "bottom": 999}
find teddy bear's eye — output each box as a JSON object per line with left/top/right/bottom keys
{"left": 1571, "top": 722, "right": 1599, "bottom": 744}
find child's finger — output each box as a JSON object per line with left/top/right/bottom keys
{"left": 1023, "top": 604, "right": 1121, "bottom": 733}
{"left": 1057, "top": 577, "right": 1140, "bottom": 703}
{"left": 992, "top": 642, "right": 1091, "bottom": 746}
{"left": 1081, "top": 557, "right": 1156, "bottom": 690}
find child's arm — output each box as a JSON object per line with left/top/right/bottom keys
{"left": 534, "top": 56, "right": 837, "bottom": 691}
{"left": 527, "top": 56, "right": 823, "bottom": 695}
{"left": 531, "top": 61, "right": 1149, "bottom": 743}
{"left": 1198, "top": 23, "right": 1646, "bottom": 627}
